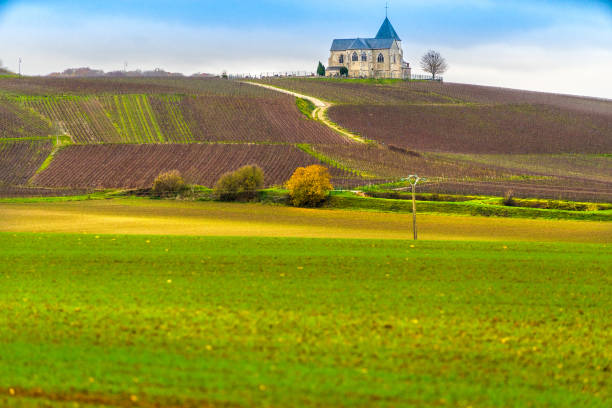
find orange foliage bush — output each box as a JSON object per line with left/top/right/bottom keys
{"left": 286, "top": 165, "right": 333, "bottom": 207}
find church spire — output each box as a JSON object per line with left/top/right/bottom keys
{"left": 375, "top": 16, "right": 401, "bottom": 41}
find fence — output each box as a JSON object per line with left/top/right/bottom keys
{"left": 227, "top": 72, "right": 443, "bottom": 81}
{"left": 227, "top": 71, "right": 316, "bottom": 80}
{"left": 410, "top": 74, "right": 443, "bottom": 82}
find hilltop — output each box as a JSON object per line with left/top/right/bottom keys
{"left": 46, "top": 67, "right": 215, "bottom": 78}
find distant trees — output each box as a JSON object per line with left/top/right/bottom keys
{"left": 0, "top": 60, "right": 9, "bottom": 74}
{"left": 420, "top": 50, "right": 448, "bottom": 80}
{"left": 214, "top": 165, "right": 264, "bottom": 201}
{"left": 286, "top": 165, "right": 333, "bottom": 207}
{"left": 317, "top": 62, "right": 326, "bottom": 77}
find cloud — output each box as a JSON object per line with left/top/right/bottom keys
{"left": 0, "top": 0, "right": 611, "bottom": 98}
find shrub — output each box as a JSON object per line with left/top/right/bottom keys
{"left": 214, "top": 165, "right": 264, "bottom": 201}
{"left": 152, "top": 170, "right": 188, "bottom": 197}
{"left": 503, "top": 190, "right": 515, "bottom": 206}
{"left": 339, "top": 67, "right": 349, "bottom": 77}
{"left": 286, "top": 165, "right": 333, "bottom": 207}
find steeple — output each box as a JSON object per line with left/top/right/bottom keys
{"left": 375, "top": 17, "right": 401, "bottom": 41}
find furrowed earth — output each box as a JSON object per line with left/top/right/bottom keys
{"left": 1, "top": 77, "right": 611, "bottom": 199}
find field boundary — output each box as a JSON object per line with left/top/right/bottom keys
{"left": 244, "top": 81, "right": 368, "bottom": 144}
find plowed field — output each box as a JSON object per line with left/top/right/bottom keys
{"left": 0, "top": 97, "right": 53, "bottom": 139}
{"left": 0, "top": 140, "right": 53, "bottom": 185}
{"left": 33, "top": 144, "right": 353, "bottom": 188}
{"left": 327, "top": 104, "right": 612, "bottom": 154}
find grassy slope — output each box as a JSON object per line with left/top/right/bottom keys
{"left": 0, "top": 233, "right": 610, "bottom": 407}
{"left": 0, "top": 198, "right": 610, "bottom": 243}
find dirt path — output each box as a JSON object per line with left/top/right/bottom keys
{"left": 245, "top": 81, "right": 368, "bottom": 144}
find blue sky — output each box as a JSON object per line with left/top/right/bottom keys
{"left": 1, "top": 0, "right": 612, "bottom": 97}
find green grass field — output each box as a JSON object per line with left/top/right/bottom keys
{"left": 0, "top": 233, "right": 610, "bottom": 407}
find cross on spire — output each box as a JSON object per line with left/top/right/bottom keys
{"left": 385, "top": 2, "right": 389, "bottom": 17}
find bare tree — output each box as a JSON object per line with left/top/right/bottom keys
{"left": 420, "top": 50, "right": 448, "bottom": 80}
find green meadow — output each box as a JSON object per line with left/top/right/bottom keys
{"left": 1, "top": 231, "right": 611, "bottom": 407}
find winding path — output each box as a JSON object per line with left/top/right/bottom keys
{"left": 245, "top": 81, "right": 367, "bottom": 144}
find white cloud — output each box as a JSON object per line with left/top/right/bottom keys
{"left": 1, "top": 2, "right": 611, "bottom": 98}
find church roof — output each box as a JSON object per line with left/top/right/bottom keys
{"left": 376, "top": 17, "right": 401, "bottom": 41}
{"left": 348, "top": 38, "right": 368, "bottom": 50}
{"left": 330, "top": 17, "right": 401, "bottom": 51}
{"left": 330, "top": 38, "right": 395, "bottom": 51}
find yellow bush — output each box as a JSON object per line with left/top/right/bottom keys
{"left": 286, "top": 165, "right": 333, "bottom": 207}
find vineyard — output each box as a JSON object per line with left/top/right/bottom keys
{"left": 0, "top": 140, "right": 53, "bottom": 185}
{"left": 0, "top": 77, "right": 280, "bottom": 97}
{"left": 1, "top": 76, "right": 611, "bottom": 200}
{"left": 0, "top": 97, "right": 54, "bottom": 139}
{"left": 311, "top": 143, "right": 507, "bottom": 179}
{"left": 258, "top": 78, "right": 612, "bottom": 113}
{"left": 32, "top": 144, "right": 356, "bottom": 189}
{"left": 180, "top": 95, "right": 347, "bottom": 144}
{"left": 7, "top": 93, "right": 347, "bottom": 145}
{"left": 149, "top": 95, "right": 194, "bottom": 142}
{"left": 327, "top": 104, "right": 612, "bottom": 154}
{"left": 19, "top": 96, "right": 121, "bottom": 143}
{"left": 418, "top": 179, "right": 612, "bottom": 202}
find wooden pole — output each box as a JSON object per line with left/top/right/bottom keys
{"left": 412, "top": 183, "right": 417, "bottom": 240}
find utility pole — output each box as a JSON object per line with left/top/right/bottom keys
{"left": 18, "top": 58, "right": 22, "bottom": 77}
{"left": 402, "top": 175, "right": 427, "bottom": 240}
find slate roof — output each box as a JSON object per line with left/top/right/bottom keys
{"left": 375, "top": 17, "right": 401, "bottom": 41}
{"left": 330, "top": 18, "right": 401, "bottom": 51}
{"left": 330, "top": 37, "right": 396, "bottom": 51}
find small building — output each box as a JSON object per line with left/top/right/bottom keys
{"left": 327, "top": 17, "right": 411, "bottom": 79}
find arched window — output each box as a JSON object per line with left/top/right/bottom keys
{"left": 352, "top": 52, "right": 358, "bottom": 62}
{"left": 377, "top": 53, "right": 384, "bottom": 63}
{"left": 393, "top": 55, "right": 396, "bottom": 64}
{"left": 339, "top": 54, "right": 344, "bottom": 64}
{"left": 361, "top": 53, "right": 367, "bottom": 62}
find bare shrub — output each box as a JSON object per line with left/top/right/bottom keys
{"left": 503, "top": 190, "right": 516, "bottom": 206}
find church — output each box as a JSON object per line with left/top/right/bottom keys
{"left": 326, "top": 17, "right": 411, "bottom": 79}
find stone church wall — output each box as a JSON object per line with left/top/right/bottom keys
{"left": 327, "top": 42, "right": 410, "bottom": 79}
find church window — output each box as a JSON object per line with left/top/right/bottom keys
{"left": 377, "top": 53, "right": 384, "bottom": 63}
{"left": 352, "top": 52, "right": 358, "bottom": 62}
{"left": 361, "top": 53, "right": 367, "bottom": 61}
{"left": 339, "top": 54, "right": 344, "bottom": 64}
{"left": 393, "top": 55, "right": 396, "bottom": 64}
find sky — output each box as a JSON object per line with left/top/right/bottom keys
{"left": 1, "top": 0, "right": 611, "bottom": 98}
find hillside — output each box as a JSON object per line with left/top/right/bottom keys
{"left": 0, "top": 77, "right": 363, "bottom": 194}
{"left": 255, "top": 78, "right": 612, "bottom": 201}
{"left": 0, "top": 76, "right": 611, "bottom": 201}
